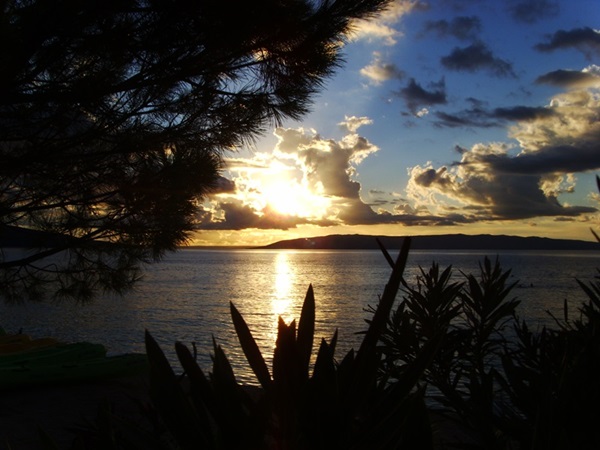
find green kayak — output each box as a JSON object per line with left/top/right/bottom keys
{"left": 0, "top": 341, "right": 108, "bottom": 368}
{"left": 0, "top": 353, "right": 148, "bottom": 389}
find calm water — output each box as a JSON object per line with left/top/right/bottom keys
{"left": 1, "top": 248, "right": 598, "bottom": 384}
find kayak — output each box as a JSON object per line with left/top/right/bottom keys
{"left": 0, "top": 327, "right": 148, "bottom": 389}
{"left": 0, "top": 353, "right": 148, "bottom": 389}
{"left": 0, "top": 341, "right": 107, "bottom": 367}
{"left": 0, "top": 337, "right": 59, "bottom": 355}
{"left": 0, "top": 333, "right": 31, "bottom": 345}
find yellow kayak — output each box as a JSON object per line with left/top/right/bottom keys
{"left": 0, "top": 338, "right": 60, "bottom": 355}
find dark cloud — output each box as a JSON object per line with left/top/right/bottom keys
{"left": 507, "top": 0, "right": 559, "bottom": 24}
{"left": 434, "top": 103, "right": 554, "bottom": 128}
{"left": 197, "top": 201, "right": 326, "bottom": 231}
{"left": 398, "top": 78, "right": 447, "bottom": 114}
{"left": 422, "top": 16, "right": 482, "bottom": 41}
{"left": 335, "top": 197, "right": 469, "bottom": 226}
{"left": 211, "top": 176, "right": 236, "bottom": 194}
{"left": 485, "top": 144, "right": 600, "bottom": 175}
{"left": 441, "top": 42, "right": 515, "bottom": 77}
{"left": 492, "top": 106, "right": 555, "bottom": 121}
{"left": 535, "top": 27, "right": 600, "bottom": 60}
{"left": 434, "top": 111, "right": 499, "bottom": 128}
{"left": 411, "top": 160, "right": 596, "bottom": 221}
{"left": 535, "top": 69, "right": 600, "bottom": 88}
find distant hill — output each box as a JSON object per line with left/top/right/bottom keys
{"left": 0, "top": 225, "right": 74, "bottom": 248}
{"left": 261, "top": 234, "right": 600, "bottom": 251}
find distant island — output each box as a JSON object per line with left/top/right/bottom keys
{"left": 261, "top": 234, "right": 600, "bottom": 251}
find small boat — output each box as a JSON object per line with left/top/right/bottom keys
{"left": 0, "top": 328, "right": 147, "bottom": 389}
{"left": 0, "top": 353, "right": 148, "bottom": 389}
{"left": 0, "top": 341, "right": 107, "bottom": 367}
{"left": 0, "top": 337, "right": 60, "bottom": 355}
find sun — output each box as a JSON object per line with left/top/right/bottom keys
{"left": 262, "top": 179, "right": 314, "bottom": 217}
{"left": 258, "top": 167, "right": 329, "bottom": 218}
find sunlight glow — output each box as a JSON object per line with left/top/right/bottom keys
{"left": 257, "top": 163, "right": 330, "bottom": 218}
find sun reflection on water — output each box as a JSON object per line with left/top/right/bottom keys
{"left": 269, "top": 252, "right": 297, "bottom": 342}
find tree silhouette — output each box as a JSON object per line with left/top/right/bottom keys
{"left": 0, "top": 0, "right": 390, "bottom": 301}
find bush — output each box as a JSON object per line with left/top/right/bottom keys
{"left": 379, "top": 251, "right": 600, "bottom": 449}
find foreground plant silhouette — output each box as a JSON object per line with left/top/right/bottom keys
{"left": 145, "top": 237, "right": 442, "bottom": 450}
{"left": 379, "top": 252, "right": 600, "bottom": 449}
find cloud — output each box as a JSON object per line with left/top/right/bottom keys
{"left": 434, "top": 111, "right": 499, "bottom": 129}
{"left": 360, "top": 52, "right": 405, "bottom": 85}
{"left": 535, "top": 27, "right": 600, "bottom": 60}
{"left": 198, "top": 120, "right": 475, "bottom": 229}
{"left": 350, "top": 0, "right": 420, "bottom": 45}
{"left": 198, "top": 200, "right": 312, "bottom": 231}
{"left": 433, "top": 104, "right": 553, "bottom": 129}
{"left": 397, "top": 78, "right": 447, "bottom": 114}
{"left": 408, "top": 87, "right": 600, "bottom": 221}
{"left": 535, "top": 66, "right": 600, "bottom": 89}
{"left": 211, "top": 176, "right": 236, "bottom": 194}
{"left": 199, "top": 81, "right": 600, "bottom": 231}
{"left": 509, "top": 89, "right": 600, "bottom": 153}
{"left": 421, "top": 16, "right": 482, "bottom": 41}
{"left": 338, "top": 115, "right": 374, "bottom": 134}
{"left": 492, "top": 106, "right": 555, "bottom": 121}
{"left": 441, "top": 42, "right": 515, "bottom": 77}
{"left": 507, "top": 0, "right": 559, "bottom": 23}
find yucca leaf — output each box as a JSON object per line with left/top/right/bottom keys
{"left": 209, "top": 338, "right": 261, "bottom": 447}
{"left": 351, "top": 237, "right": 411, "bottom": 403}
{"left": 358, "top": 236, "right": 411, "bottom": 357}
{"left": 145, "top": 330, "right": 209, "bottom": 449}
{"left": 297, "top": 284, "right": 315, "bottom": 380}
{"left": 376, "top": 237, "right": 395, "bottom": 269}
{"left": 230, "top": 302, "right": 272, "bottom": 389}
{"left": 273, "top": 317, "right": 299, "bottom": 386}
{"left": 175, "top": 341, "right": 220, "bottom": 436}
{"left": 37, "top": 426, "right": 61, "bottom": 450}
{"left": 211, "top": 337, "right": 237, "bottom": 387}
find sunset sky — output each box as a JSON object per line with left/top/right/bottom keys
{"left": 192, "top": 0, "right": 600, "bottom": 246}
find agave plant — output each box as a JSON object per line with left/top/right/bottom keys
{"left": 145, "top": 237, "right": 442, "bottom": 449}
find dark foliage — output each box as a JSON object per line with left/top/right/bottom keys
{"left": 379, "top": 251, "right": 600, "bottom": 449}
{"left": 143, "top": 238, "right": 440, "bottom": 449}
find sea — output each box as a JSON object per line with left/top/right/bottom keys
{"left": 1, "top": 248, "right": 599, "bottom": 384}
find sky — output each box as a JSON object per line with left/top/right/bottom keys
{"left": 191, "top": 0, "right": 600, "bottom": 246}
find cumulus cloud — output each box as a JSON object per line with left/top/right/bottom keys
{"left": 360, "top": 52, "right": 405, "bottom": 85}
{"left": 197, "top": 118, "right": 474, "bottom": 229}
{"left": 535, "top": 27, "right": 600, "bottom": 60}
{"left": 507, "top": 0, "right": 559, "bottom": 23}
{"left": 408, "top": 88, "right": 600, "bottom": 221}
{"left": 397, "top": 78, "right": 447, "bottom": 114}
{"left": 421, "top": 16, "right": 482, "bottom": 41}
{"left": 199, "top": 81, "right": 600, "bottom": 232}
{"left": 197, "top": 123, "right": 382, "bottom": 230}
{"left": 441, "top": 42, "right": 515, "bottom": 77}
{"left": 535, "top": 66, "right": 600, "bottom": 89}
